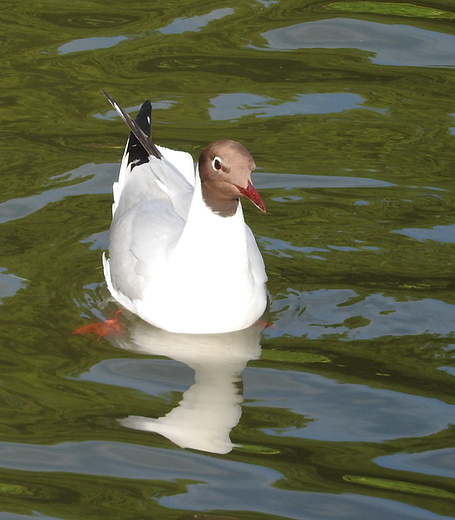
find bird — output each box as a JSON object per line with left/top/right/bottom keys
{"left": 102, "top": 90, "right": 267, "bottom": 334}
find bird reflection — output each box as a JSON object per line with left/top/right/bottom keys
{"left": 109, "top": 315, "right": 263, "bottom": 454}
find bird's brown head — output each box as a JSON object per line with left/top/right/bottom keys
{"left": 198, "top": 140, "right": 266, "bottom": 217}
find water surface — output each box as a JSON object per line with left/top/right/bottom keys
{"left": 1, "top": 0, "right": 455, "bottom": 519}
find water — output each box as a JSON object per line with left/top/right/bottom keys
{"left": 1, "top": 0, "right": 455, "bottom": 518}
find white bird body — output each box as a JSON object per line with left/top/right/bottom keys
{"left": 102, "top": 93, "right": 267, "bottom": 334}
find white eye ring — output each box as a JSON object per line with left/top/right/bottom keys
{"left": 212, "top": 156, "right": 223, "bottom": 171}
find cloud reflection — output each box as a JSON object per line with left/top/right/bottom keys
{"left": 58, "top": 36, "right": 127, "bottom": 54}
{"left": 209, "top": 92, "right": 369, "bottom": 121}
{"left": 269, "top": 288, "right": 455, "bottom": 339}
{"left": 159, "top": 8, "right": 234, "bottom": 34}
{"left": 258, "top": 18, "right": 455, "bottom": 67}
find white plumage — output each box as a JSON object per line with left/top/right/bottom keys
{"left": 102, "top": 92, "right": 267, "bottom": 334}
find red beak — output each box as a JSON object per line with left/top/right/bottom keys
{"left": 236, "top": 181, "right": 266, "bottom": 212}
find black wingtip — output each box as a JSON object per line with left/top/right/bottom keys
{"left": 128, "top": 100, "right": 153, "bottom": 167}
{"left": 102, "top": 90, "right": 162, "bottom": 161}
{"left": 135, "top": 100, "right": 152, "bottom": 137}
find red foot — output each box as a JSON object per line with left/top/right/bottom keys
{"left": 256, "top": 320, "right": 275, "bottom": 329}
{"left": 72, "top": 310, "right": 123, "bottom": 339}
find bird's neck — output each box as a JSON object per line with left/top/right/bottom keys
{"left": 176, "top": 175, "right": 247, "bottom": 253}
{"left": 200, "top": 179, "right": 239, "bottom": 217}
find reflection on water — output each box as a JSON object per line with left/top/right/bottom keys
{"left": 209, "top": 92, "right": 369, "bottom": 120}
{"left": 0, "top": 268, "right": 26, "bottom": 301}
{"left": 394, "top": 223, "right": 455, "bottom": 243}
{"left": 259, "top": 17, "right": 455, "bottom": 67}
{"left": 375, "top": 448, "right": 455, "bottom": 481}
{"left": 111, "top": 319, "right": 263, "bottom": 454}
{"left": 159, "top": 8, "right": 235, "bottom": 34}
{"left": 270, "top": 288, "right": 455, "bottom": 338}
{"left": 243, "top": 367, "right": 455, "bottom": 441}
{"left": 58, "top": 36, "right": 128, "bottom": 55}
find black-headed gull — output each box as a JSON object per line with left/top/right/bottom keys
{"left": 102, "top": 91, "right": 267, "bottom": 334}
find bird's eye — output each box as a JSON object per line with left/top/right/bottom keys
{"left": 212, "top": 157, "right": 222, "bottom": 171}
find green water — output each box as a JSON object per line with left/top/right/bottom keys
{"left": 1, "top": 0, "right": 455, "bottom": 518}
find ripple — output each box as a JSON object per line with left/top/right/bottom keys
{"left": 244, "top": 368, "right": 455, "bottom": 442}
{"left": 159, "top": 8, "right": 234, "bottom": 34}
{"left": 0, "top": 439, "right": 442, "bottom": 519}
{"left": 58, "top": 35, "right": 127, "bottom": 54}
{"left": 258, "top": 18, "right": 455, "bottom": 67}
{"left": 394, "top": 224, "right": 455, "bottom": 243}
{"left": 0, "top": 268, "right": 26, "bottom": 301}
{"left": 376, "top": 449, "right": 455, "bottom": 480}
{"left": 270, "top": 289, "right": 455, "bottom": 339}
{"left": 209, "top": 92, "right": 375, "bottom": 121}
{"left": 0, "top": 163, "right": 116, "bottom": 224}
